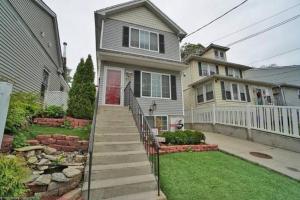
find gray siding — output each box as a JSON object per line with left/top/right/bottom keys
{"left": 99, "top": 61, "right": 183, "bottom": 116}
{"left": 9, "top": 0, "right": 60, "bottom": 67}
{"left": 101, "top": 19, "right": 180, "bottom": 61}
{"left": 0, "top": 0, "right": 66, "bottom": 93}
{"left": 282, "top": 87, "right": 300, "bottom": 107}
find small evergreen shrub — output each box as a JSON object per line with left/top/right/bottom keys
{"left": 0, "top": 155, "right": 30, "bottom": 198}
{"left": 38, "top": 105, "right": 65, "bottom": 118}
{"left": 162, "top": 130, "right": 205, "bottom": 145}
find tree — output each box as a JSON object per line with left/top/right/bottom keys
{"left": 181, "top": 42, "right": 205, "bottom": 60}
{"left": 67, "top": 55, "right": 96, "bottom": 119}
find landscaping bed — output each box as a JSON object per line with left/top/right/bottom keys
{"left": 160, "top": 152, "right": 300, "bottom": 200}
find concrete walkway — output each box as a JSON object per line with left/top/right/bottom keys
{"left": 204, "top": 132, "right": 300, "bottom": 181}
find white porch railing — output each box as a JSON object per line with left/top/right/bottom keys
{"left": 185, "top": 104, "right": 300, "bottom": 138}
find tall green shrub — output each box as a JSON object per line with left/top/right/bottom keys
{"left": 67, "top": 55, "right": 96, "bottom": 119}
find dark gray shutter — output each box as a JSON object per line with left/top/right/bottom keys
{"left": 216, "top": 65, "right": 219, "bottom": 74}
{"left": 221, "top": 81, "right": 226, "bottom": 100}
{"left": 159, "top": 34, "right": 165, "bottom": 54}
{"left": 198, "top": 62, "right": 202, "bottom": 76}
{"left": 122, "top": 26, "right": 129, "bottom": 47}
{"left": 225, "top": 66, "right": 228, "bottom": 76}
{"left": 246, "top": 85, "right": 251, "bottom": 102}
{"left": 134, "top": 71, "right": 140, "bottom": 97}
{"left": 171, "top": 75, "right": 177, "bottom": 100}
{"left": 239, "top": 69, "right": 243, "bottom": 78}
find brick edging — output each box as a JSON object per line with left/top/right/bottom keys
{"left": 159, "top": 144, "right": 218, "bottom": 154}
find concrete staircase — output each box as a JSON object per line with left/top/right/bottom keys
{"left": 82, "top": 106, "right": 159, "bottom": 200}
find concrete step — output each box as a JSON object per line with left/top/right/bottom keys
{"left": 91, "top": 151, "right": 148, "bottom": 165}
{"left": 94, "top": 133, "right": 140, "bottom": 142}
{"left": 96, "top": 126, "right": 138, "bottom": 133}
{"left": 85, "top": 161, "right": 151, "bottom": 180}
{"left": 82, "top": 174, "right": 157, "bottom": 199}
{"left": 103, "top": 191, "right": 158, "bottom": 200}
{"left": 93, "top": 141, "right": 143, "bottom": 152}
{"left": 99, "top": 120, "right": 136, "bottom": 126}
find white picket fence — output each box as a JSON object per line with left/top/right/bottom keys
{"left": 185, "top": 104, "right": 300, "bottom": 138}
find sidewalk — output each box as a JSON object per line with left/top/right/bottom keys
{"left": 204, "top": 132, "right": 300, "bottom": 181}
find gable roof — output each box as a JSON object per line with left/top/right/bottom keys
{"left": 200, "top": 43, "right": 230, "bottom": 56}
{"left": 95, "top": 0, "right": 187, "bottom": 39}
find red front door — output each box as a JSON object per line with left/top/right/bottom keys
{"left": 105, "top": 69, "right": 121, "bottom": 105}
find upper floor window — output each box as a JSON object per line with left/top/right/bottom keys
{"left": 141, "top": 71, "right": 170, "bottom": 98}
{"left": 226, "top": 67, "right": 242, "bottom": 78}
{"left": 198, "top": 62, "right": 218, "bottom": 77}
{"left": 130, "top": 27, "right": 158, "bottom": 51}
{"left": 214, "top": 49, "right": 225, "bottom": 59}
{"left": 196, "top": 81, "right": 214, "bottom": 103}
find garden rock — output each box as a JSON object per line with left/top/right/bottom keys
{"left": 27, "top": 156, "right": 38, "bottom": 164}
{"left": 63, "top": 167, "right": 81, "bottom": 178}
{"left": 37, "top": 158, "right": 50, "bottom": 165}
{"left": 44, "top": 146, "right": 57, "bottom": 155}
{"left": 34, "top": 174, "right": 51, "bottom": 185}
{"left": 33, "top": 170, "right": 44, "bottom": 175}
{"left": 42, "top": 154, "right": 58, "bottom": 161}
{"left": 52, "top": 173, "right": 69, "bottom": 182}
{"left": 37, "top": 165, "right": 48, "bottom": 171}
{"left": 26, "top": 150, "right": 35, "bottom": 158}
{"left": 74, "top": 155, "right": 85, "bottom": 163}
{"left": 15, "top": 145, "right": 44, "bottom": 152}
{"left": 24, "top": 174, "right": 39, "bottom": 183}
{"left": 68, "top": 165, "right": 84, "bottom": 172}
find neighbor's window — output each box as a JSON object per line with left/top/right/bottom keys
{"left": 205, "top": 83, "right": 214, "bottom": 101}
{"left": 239, "top": 84, "right": 246, "bottom": 101}
{"left": 130, "top": 28, "right": 158, "bottom": 52}
{"left": 197, "top": 86, "right": 204, "bottom": 103}
{"left": 130, "top": 28, "right": 139, "bottom": 48}
{"left": 145, "top": 116, "right": 168, "bottom": 131}
{"left": 201, "top": 63, "right": 217, "bottom": 76}
{"left": 141, "top": 72, "right": 171, "bottom": 98}
{"left": 225, "top": 82, "right": 231, "bottom": 100}
{"left": 227, "top": 67, "right": 241, "bottom": 78}
{"left": 232, "top": 83, "right": 239, "bottom": 100}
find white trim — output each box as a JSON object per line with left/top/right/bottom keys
{"left": 103, "top": 66, "right": 124, "bottom": 106}
{"left": 100, "top": 20, "right": 104, "bottom": 48}
{"left": 140, "top": 70, "right": 171, "bottom": 99}
{"left": 129, "top": 26, "right": 159, "bottom": 52}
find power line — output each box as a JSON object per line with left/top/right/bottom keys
{"left": 184, "top": 0, "right": 248, "bottom": 38}
{"left": 227, "top": 14, "right": 300, "bottom": 46}
{"left": 211, "top": 2, "right": 300, "bottom": 43}
{"left": 249, "top": 47, "right": 300, "bottom": 65}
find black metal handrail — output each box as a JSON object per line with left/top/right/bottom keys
{"left": 87, "top": 78, "right": 101, "bottom": 200}
{"left": 124, "top": 82, "right": 161, "bottom": 196}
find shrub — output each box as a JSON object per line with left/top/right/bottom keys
{"left": 12, "top": 133, "right": 28, "bottom": 148}
{"left": 0, "top": 155, "right": 30, "bottom": 198}
{"left": 161, "top": 130, "right": 205, "bottom": 145}
{"left": 5, "top": 92, "right": 42, "bottom": 134}
{"left": 67, "top": 56, "right": 96, "bottom": 119}
{"left": 38, "top": 105, "right": 65, "bottom": 118}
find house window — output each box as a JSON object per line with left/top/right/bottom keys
{"left": 227, "top": 67, "right": 241, "bottom": 78}
{"left": 225, "top": 82, "right": 232, "bottom": 100}
{"left": 220, "top": 51, "right": 224, "bottom": 58}
{"left": 130, "top": 28, "right": 158, "bottom": 52}
{"left": 141, "top": 72, "right": 171, "bottom": 98}
{"left": 214, "top": 50, "right": 218, "bottom": 57}
{"left": 41, "top": 69, "right": 49, "bottom": 98}
{"left": 145, "top": 116, "right": 168, "bottom": 131}
{"left": 232, "top": 83, "right": 239, "bottom": 100}
{"left": 239, "top": 84, "right": 246, "bottom": 101}
{"left": 214, "top": 50, "right": 225, "bottom": 59}
{"left": 197, "top": 86, "right": 204, "bottom": 103}
{"left": 200, "top": 63, "right": 217, "bottom": 76}
{"left": 209, "top": 65, "right": 216, "bottom": 75}
{"left": 205, "top": 83, "right": 214, "bottom": 101}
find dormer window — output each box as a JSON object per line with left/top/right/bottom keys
{"left": 214, "top": 49, "right": 225, "bottom": 59}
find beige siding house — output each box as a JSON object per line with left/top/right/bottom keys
{"left": 182, "top": 44, "right": 276, "bottom": 110}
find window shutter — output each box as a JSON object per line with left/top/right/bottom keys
{"left": 225, "top": 66, "right": 228, "bottom": 76}
{"left": 122, "top": 26, "right": 129, "bottom": 47}
{"left": 134, "top": 71, "right": 141, "bottom": 97}
{"left": 239, "top": 69, "right": 243, "bottom": 78}
{"left": 159, "top": 34, "right": 165, "bottom": 54}
{"left": 246, "top": 85, "right": 251, "bottom": 102}
{"left": 221, "top": 81, "right": 226, "bottom": 100}
{"left": 198, "top": 62, "right": 202, "bottom": 76}
{"left": 216, "top": 65, "right": 219, "bottom": 74}
{"left": 171, "top": 75, "right": 177, "bottom": 100}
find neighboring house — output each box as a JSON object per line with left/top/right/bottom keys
{"left": 94, "top": 0, "right": 188, "bottom": 131}
{"left": 0, "top": 0, "right": 69, "bottom": 99}
{"left": 182, "top": 44, "right": 276, "bottom": 110}
{"left": 244, "top": 65, "right": 300, "bottom": 106}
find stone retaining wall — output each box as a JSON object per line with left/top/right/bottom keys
{"left": 27, "top": 135, "right": 88, "bottom": 152}
{"left": 0, "top": 134, "right": 13, "bottom": 153}
{"left": 33, "top": 117, "right": 91, "bottom": 128}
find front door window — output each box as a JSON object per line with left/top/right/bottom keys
{"left": 105, "top": 69, "right": 121, "bottom": 105}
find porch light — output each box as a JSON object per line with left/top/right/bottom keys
{"left": 152, "top": 100, "right": 157, "bottom": 111}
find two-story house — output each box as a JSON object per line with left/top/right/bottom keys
{"left": 0, "top": 0, "right": 69, "bottom": 98}
{"left": 182, "top": 44, "right": 276, "bottom": 110}
{"left": 94, "top": 0, "right": 188, "bottom": 131}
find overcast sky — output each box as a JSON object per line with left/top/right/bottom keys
{"left": 43, "top": 0, "right": 300, "bottom": 76}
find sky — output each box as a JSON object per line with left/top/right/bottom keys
{"left": 43, "top": 0, "right": 300, "bottom": 76}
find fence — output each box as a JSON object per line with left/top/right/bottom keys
{"left": 44, "top": 91, "right": 68, "bottom": 110}
{"left": 185, "top": 104, "right": 300, "bottom": 138}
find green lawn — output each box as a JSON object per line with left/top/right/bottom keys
{"left": 160, "top": 152, "right": 300, "bottom": 200}
{"left": 24, "top": 124, "right": 89, "bottom": 140}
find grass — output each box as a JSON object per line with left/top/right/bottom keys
{"left": 160, "top": 152, "right": 300, "bottom": 200}
{"left": 23, "top": 124, "right": 89, "bottom": 140}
